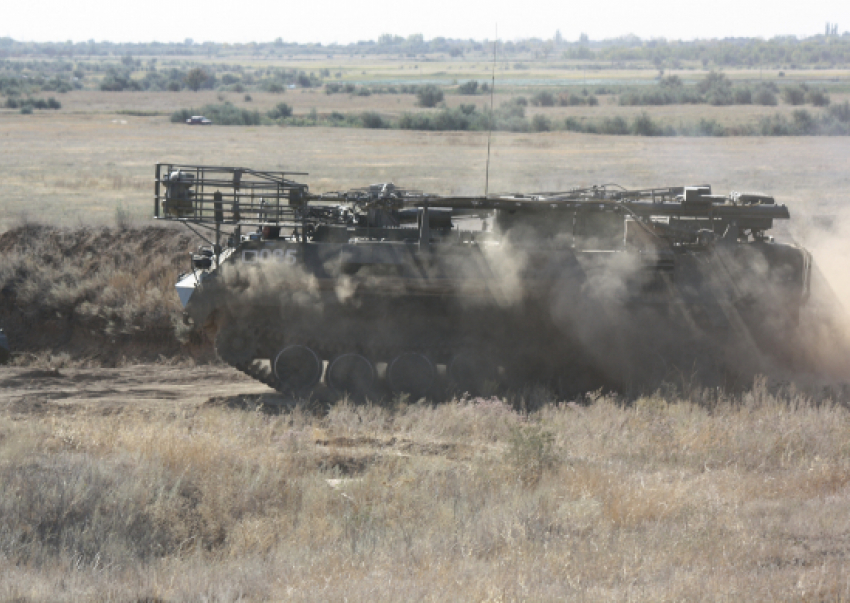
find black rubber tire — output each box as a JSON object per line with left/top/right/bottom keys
{"left": 327, "top": 353, "right": 375, "bottom": 395}
{"left": 388, "top": 352, "right": 435, "bottom": 399}
{"left": 273, "top": 345, "right": 322, "bottom": 392}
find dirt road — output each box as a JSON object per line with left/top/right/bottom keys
{"left": 0, "top": 364, "right": 279, "bottom": 416}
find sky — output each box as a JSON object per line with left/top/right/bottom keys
{"left": 4, "top": 0, "right": 849, "bottom": 45}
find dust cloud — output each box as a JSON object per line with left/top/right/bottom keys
{"left": 205, "top": 207, "right": 850, "bottom": 394}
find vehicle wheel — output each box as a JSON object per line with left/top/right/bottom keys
{"left": 273, "top": 345, "right": 322, "bottom": 392}
{"left": 327, "top": 353, "right": 375, "bottom": 396}
{"left": 388, "top": 352, "right": 435, "bottom": 399}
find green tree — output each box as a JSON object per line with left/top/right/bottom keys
{"left": 184, "top": 67, "right": 207, "bottom": 92}
{"left": 416, "top": 84, "right": 444, "bottom": 108}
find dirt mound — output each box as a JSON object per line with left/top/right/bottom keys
{"left": 0, "top": 224, "right": 213, "bottom": 363}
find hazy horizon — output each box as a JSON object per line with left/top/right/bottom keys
{"left": 4, "top": 0, "right": 848, "bottom": 47}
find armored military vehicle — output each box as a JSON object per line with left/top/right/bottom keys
{"left": 156, "top": 163, "right": 811, "bottom": 397}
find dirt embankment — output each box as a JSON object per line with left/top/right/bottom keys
{"left": 0, "top": 224, "right": 212, "bottom": 364}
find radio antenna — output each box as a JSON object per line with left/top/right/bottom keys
{"left": 484, "top": 26, "right": 497, "bottom": 197}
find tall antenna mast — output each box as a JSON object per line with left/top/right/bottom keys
{"left": 484, "top": 26, "right": 497, "bottom": 197}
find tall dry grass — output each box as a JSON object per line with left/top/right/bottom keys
{"left": 1, "top": 384, "right": 849, "bottom": 601}
{"left": 0, "top": 224, "right": 205, "bottom": 363}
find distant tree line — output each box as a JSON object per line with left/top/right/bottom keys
{"left": 1, "top": 32, "right": 849, "bottom": 66}
{"left": 615, "top": 72, "right": 831, "bottom": 107}
{"left": 170, "top": 96, "right": 850, "bottom": 136}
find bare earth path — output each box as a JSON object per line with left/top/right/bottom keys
{"left": 0, "top": 364, "right": 275, "bottom": 415}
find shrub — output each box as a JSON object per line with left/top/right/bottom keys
{"left": 732, "top": 87, "right": 752, "bottom": 104}
{"left": 807, "top": 89, "right": 830, "bottom": 107}
{"left": 792, "top": 109, "right": 816, "bottom": 134}
{"left": 20, "top": 105, "right": 32, "bottom": 115}
{"left": 599, "top": 116, "right": 630, "bottom": 135}
{"left": 531, "top": 114, "right": 552, "bottom": 132}
{"left": 564, "top": 117, "right": 584, "bottom": 132}
{"left": 267, "top": 102, "right": 292, "bottom": 119}
{"left": 782, "top": 86, "right": 806, "bottom": 105}
{"left": 416, "top": 84, "right": 444, "bottom": 108}
{"left": 753, "top": 87, "right": 778, "bottom": 105}
{"left": 828, "top": 101, "right": 850, "bottom": 123}
{"left": 697, "top": 118, "right": 725, "bottom": 136}
{"left": 457, "top": 80, "right": 480, "bottom": 95}
{"left": 170, "top": 108, "right": 192, "bottom": 123}
{"left": 618, "top": 86, "right": 701, "bottom": 106}
{"left": 360, "top": 111, "right": 385, "bottom": 128}
{"left": 587, "top": 95, "right": 599, "bottom": 106}
{"left": 568, "top": 93, "right": 585, "bottom": 106}
{"left": 505, "top": 425, "right": 557, "bottom": 487}
{"left": 660, "top": 75, "right": 683, "bottom": 88}
{"left": 758, "top": 114, "right": 793, "bottom": 136}
{"left": 498, "top": 98, "right": 526, "bottom": 119}
{"left": 530, "top": 91, "right": 555, "bottom": 107}
{"left": 244, "top": 94, "right": 252, "bottom": 102}
{"left": 632, "top": 112, "right": 665, "bottom": 136}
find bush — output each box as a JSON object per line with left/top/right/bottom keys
{"left": 531, "top": 114, "right": 552, "bottom": 132}
{"left": 753, "top": 87, "right": 778, "bottom": 105}
{"left": 497, "top": 98, "right": 526, "bottom": 119}
{"left": 828, "top": 101, "right": 850, "bottom": 123}
{"left": 20, "top": 105, "right": 32, "bottom": 115}
{"left": 598, "top": 116, "right": 630, "bottom": 135}
{"left": 530, "top": 91, "right": 555, "bottom": 107}
{"left": 360, "top": 111, "right": 385, "bottom": 128}
{"left": 632, "top": 112, "right": 666, "bottom": 136}
{"left": 696, "top": 118, "right": 726, "bottom": 136}
{"left": 733, "top": 87, "right": 752, "bottom": 104}
{"left": 618, "top": 86, "right": 701, "bottom": 106}
{"left": 267, "top": 102, "right": 292, "bottom": 119}
{"left": 505, "top": 425, "right": 557, "bottom": 487}
{"left": 564, "top": 117, "right": 584, "bottom": 132}
{"left": 792, "top": 109, "right": 816, "bottom": 134}
{"left": 807, "top": 89, "right": 830, "bottom": 107}
{"left": 457, "top": 81, "right": 480, "bottom": 95}
{"left": 170, "top": 108, "right": 192, "bottom": 123}
{"left": 416, "top": 84, "right": 444, "bottom": 108}
{"left": 782, "top": 86, "right": 806, "bottom": 105}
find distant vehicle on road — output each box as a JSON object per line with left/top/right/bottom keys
{"left": 186, "top": 116, "right": 212, "bottom": 125}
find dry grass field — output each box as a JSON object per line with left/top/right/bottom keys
{"left": 2, "top": 367, "right": 850, "bottom": 601}
{"left": 2, "top": 78, "right": 850, "bottom": 600}
{"left": 2, "top": 110, "right": 849, "bottom": 232}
